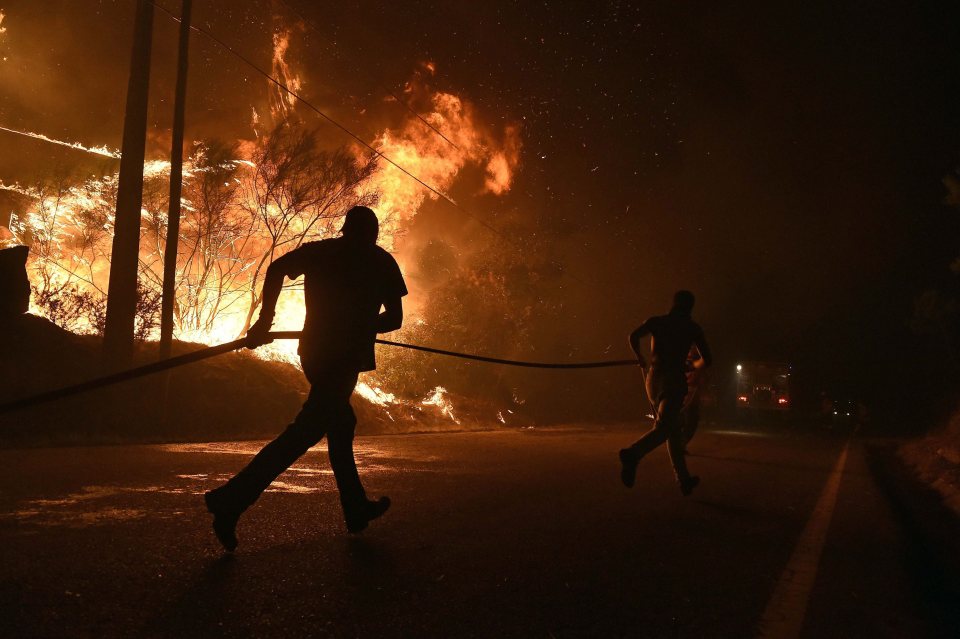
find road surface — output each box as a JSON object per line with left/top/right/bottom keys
{"left": 0, "top": 424, "right": 956, "bottom": 637}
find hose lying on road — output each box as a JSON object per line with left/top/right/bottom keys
{"left": 0, "top": 331, "right": 639, "bottom": 415}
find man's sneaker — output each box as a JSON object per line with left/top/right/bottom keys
{"left": 679, "top": 475, "right": 700, "bottom": 497}
{"left": 344, "top": 496, "right": 391, "bottom": 534}
{"left": 619, "top": 449, "right": 638, "bottom": 488}
{"left": 205, "top": 490, "right": 240, "bottom": 552}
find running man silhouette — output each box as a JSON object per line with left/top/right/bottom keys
{"left": 204, "top": 206, "right": 407, "bottom": 551}
{"left": 619, "top": 290, "right": 712, "bottom": 496}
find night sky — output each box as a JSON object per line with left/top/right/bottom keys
{"left": 1, "top": 1, "right": 959, "bottom": 418}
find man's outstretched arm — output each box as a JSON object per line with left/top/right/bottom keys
{"left": 246, "top": 251, "right": 304, "bottom": 347}
{"left": 377, "top": 296, "right": 403, "bottom": 333}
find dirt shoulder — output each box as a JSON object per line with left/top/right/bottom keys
{"left": 899, "top": 412, "right": 960, "bottom": 518}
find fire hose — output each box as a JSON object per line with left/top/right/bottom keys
{"left": 0, "top": 331, "right": 639, "bottom": 415}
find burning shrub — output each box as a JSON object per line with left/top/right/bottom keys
{"left": 30, "top": 284, "right": 104, "bottom": 335}
{"left": 31, "top": 280, "right": 159, "bottom": 341}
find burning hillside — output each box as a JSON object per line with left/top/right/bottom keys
{"left": 0, "top": 17, "right": 531, "bottom": 430}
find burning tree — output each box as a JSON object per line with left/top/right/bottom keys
{"left": 235, "top": 122, "right": 380, "bottom": 336}
{"left": 5, "top": 119, "right": 384, "bottom": 347}
{"left": 163, "top": 141, "right": 248, "bottom": 338}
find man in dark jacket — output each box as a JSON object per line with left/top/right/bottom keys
{"left": 205, "top": 206, "right": 407, "bottom": 551}
{"left": 619, "top": 290, "right": 712, "bottom": 496}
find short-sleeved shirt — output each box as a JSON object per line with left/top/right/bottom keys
{"left": 271, "top": 237, "right": 407, "bottom": 372}
{"left": 639, "top": 313, "right": 710, "bottom": 379}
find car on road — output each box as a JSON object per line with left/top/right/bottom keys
{"left": 829, "top": 397, "right": 858, "bottom": 428}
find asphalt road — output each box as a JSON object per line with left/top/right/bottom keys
{"left": 0, "top": 423, "right": 955, "bottom": 638}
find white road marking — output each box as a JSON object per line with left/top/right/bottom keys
{"left": 757, "top": 438, "right": 851, "bottom": 639}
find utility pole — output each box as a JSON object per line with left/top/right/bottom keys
{"left": 159, "top": 0, "right": 193, "bottom": 360}
{"left": 103, "top": 0, "right": 154, "bottom": 370}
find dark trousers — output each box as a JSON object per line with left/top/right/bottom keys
{"left": 215, "top": 367, "right": 365, "bottom": 515}
{"left": 626, "top": 370, "right": 691, "bottom": 482}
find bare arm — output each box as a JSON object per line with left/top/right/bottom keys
{"left": 694, "top": 328, "right": 713, "bottom": 368}
{"left": 246, "top": 250, "right": 305, "bottom": 346}
{"left": 628, "top": 321, "right": 651, "bottom": 366}
{"left": 256, "top": 263, "right": 285, "bottom": 323}
{"left": 377, "top": 296, "right": 403, "bottom": 333}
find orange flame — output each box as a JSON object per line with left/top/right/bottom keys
{"left": 422, "top": 386, "right": 459, "bottom": 424}
{"left": 370, "top": 89, "right": 522, "bottom": 237}
{"left": 270, "top": 26, "right": 304, "bottom": 120}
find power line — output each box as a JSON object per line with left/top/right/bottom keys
{"left": 274, "top": 0, "right": 461, "bottom": 151}
{"left": 0, "top": 125, "right": 121, "bottom": 158}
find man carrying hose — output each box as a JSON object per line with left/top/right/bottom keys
{"left": 619, "top": 290, "right": 712, "bottom": 496}
{"left": 204, "top": 206, "right": 407, "bottom": 551}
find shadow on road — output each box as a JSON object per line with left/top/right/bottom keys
{"left": 141, "top": 534, "right": 403, "bottom": 637}
{"left": 342, "top": 536, "right": 402, "bottom": 610}
{"left": 142, "top": 554, "right": 238, "bottom": 637}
